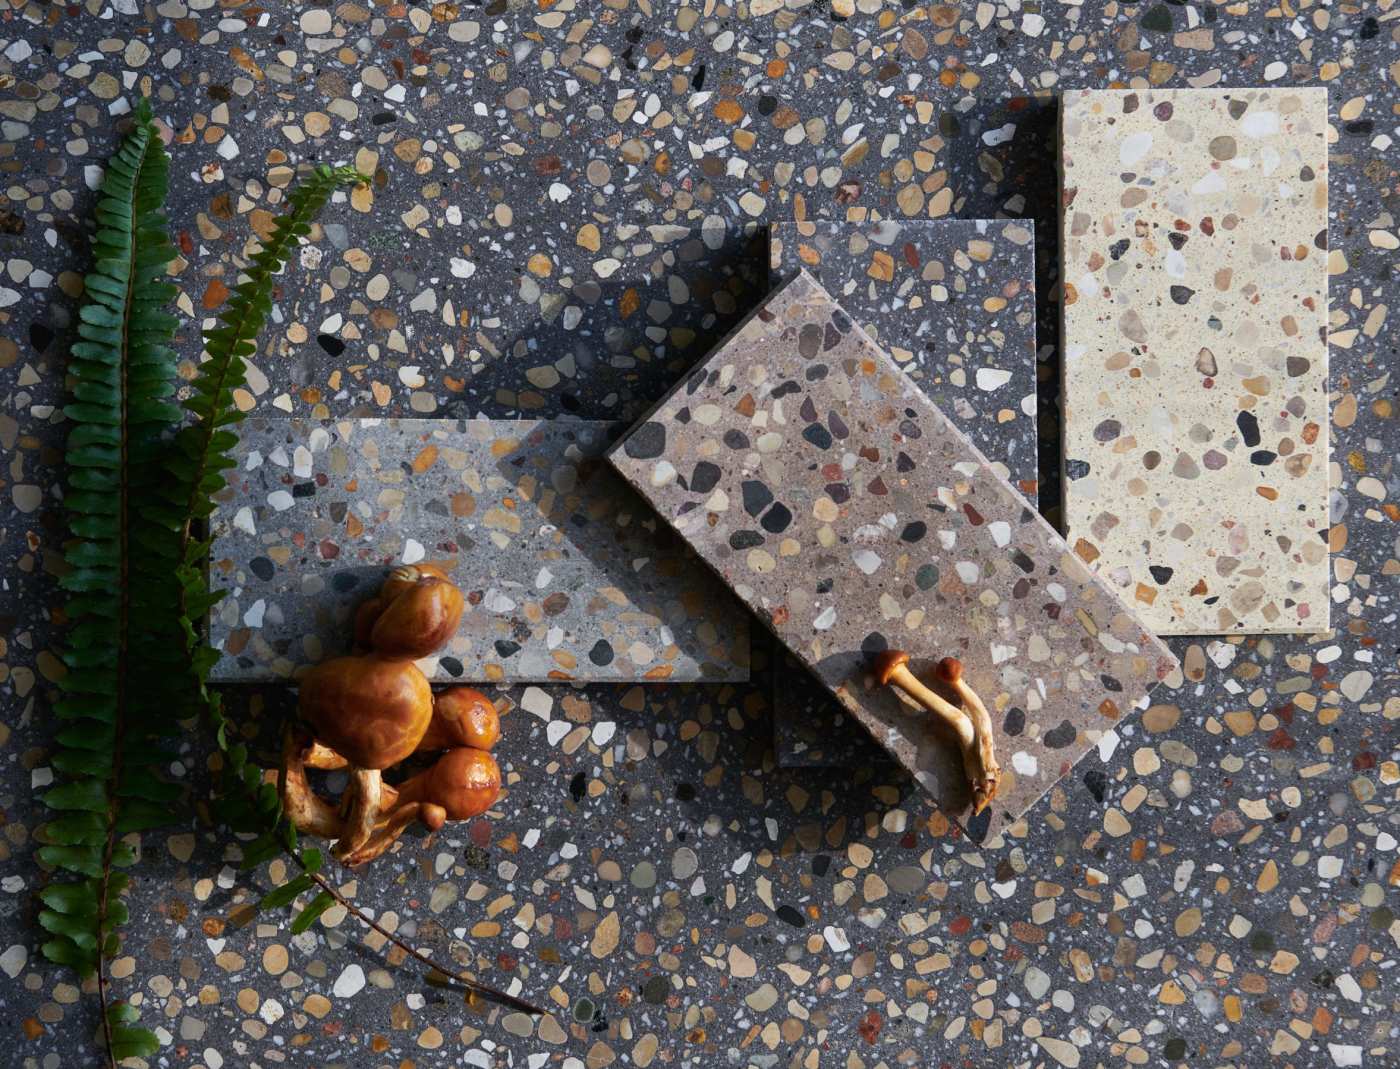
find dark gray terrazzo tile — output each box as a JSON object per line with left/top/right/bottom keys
{"left": 299, "top": 218, "right": 767, "bottom": 425}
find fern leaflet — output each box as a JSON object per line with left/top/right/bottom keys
{"left": 43, "top": 95, "right": 181, "bottom": 1066}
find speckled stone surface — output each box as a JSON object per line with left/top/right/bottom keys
{"left": 1061, "top": 88, "right": 1331, "bottom": 636}
{"left": 284, "top": 215, "right": 767, "bottom": 426}
{"left": 609, "top": 271, "right": 1178, "bottom": 838}
{"left": 209, "top": 417, "right": 750, "bottom": 683}
{"left": 4, "top": 5, "right": 1398, "bottom": 1069}
{"left": 768, "top": 220, "right": 1039, "bottom": 769}
{"left": 771, "top": 220, "right": 1039, "bottom": 492}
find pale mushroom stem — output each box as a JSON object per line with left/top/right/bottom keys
{"left": 882, "top": 663, "right": 976, "bottom": 746}
{"left": 278, "top": 728, "right": 343, "bottom": 839}
{"left": 935, "top": 658, "right": 1003, "bottom": 816}
{"left": 340, "top": 801, "right": 448, "bottom": 867}
{"left": 872, "top": 651, "right": 1002, "bottom": 816}
{"left": 334, "top": 767, "right": 383, "bottom": 860}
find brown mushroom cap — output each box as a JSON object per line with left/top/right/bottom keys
{"left": 352, "top": 595, "right": 384, "bottom": 651}
{"left": 420, "top": 687, "right": 500, "bottom": 751}
{"left": 298, "top": 654, "right": 433, "bottom": 769}
{"left": 370, "top": 574, "right": 465, "bottom": 659}
{"left": 395, "top": 747, "right": 501, "bottom": 821}
{"left": 934, "top": 657, "right": 964, "bottom": 685}
{"left": 871, "top": 649, "right": 910, "bottom": 685}
{"left": 379, "top": 562, "right": 451, "bottom": 605}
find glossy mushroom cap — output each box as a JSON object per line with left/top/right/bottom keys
{"left": 871, "top": 649, "right": 911, "bottom": 685}
{"left": 379, "top": 563, "right": 451, "bottom": 605}
{"left": 934, "top": 657, "right": 964, "bottom": 685}
{"left": 298, "top": 654, "right": 433, "bottom": 769}
{"left": 419, "top": 687, "right": 500, "bottom": 751}
{"left": 352, "top": 595, "right": 383, "bottom": 650}
{"left": 370, "top": 571, "right": 465, "bottom": 660}
{"left": 395, "top": 747, "right": 501, "bottom": 821}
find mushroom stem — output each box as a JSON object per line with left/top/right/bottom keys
{"left": 935, "top": 658, "right": 1003, "bottom": 816}
{"left": 871, "top": 652, "right": 976, "bottom": 747}
{"left": 871, "top": 650, "right": 1001, "bottom": 816}
{"left": 278, "top": 728, "right": 343, "bottom": 839}
{"left": 334, "top": 767, "right": 383, "bottom": 860}
{"left": 339, "top": 801, "right": 448, "bottom": 868}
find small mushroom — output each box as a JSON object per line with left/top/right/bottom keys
{"left": 352, "top": 564, "right": 454, "bottom": 651}
{"left": 339, "top": 748, "right": 501, "bottom": 866}
{"left": 298, "top": 654, "right": 433, "bottom": 770}
{"left": 870, "top": 650, "right": 1001, "bottom": 815}
{"left": 394, "top": 747, "right": 501, "bottom": 820}
{"left": 369, "top": 565, "right": 464, "bottom": 659}
{"left": 871, "top": 649, "right": 975, "bottom": 738}
{"left": 418, "top": 686, "right": 500, "bottom": 752}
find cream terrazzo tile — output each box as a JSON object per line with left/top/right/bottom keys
{"left": 1061, "top": 88, "right": 1330, "bottom": 635}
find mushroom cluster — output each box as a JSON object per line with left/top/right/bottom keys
{"left": 280, "top": 564, "right": 502, "bottom": 866}
{"left": 872, "top": 650, "right": 1002, "bottom": 815}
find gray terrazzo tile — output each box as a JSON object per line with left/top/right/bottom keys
{"left": 210, "top": 417, "right": 749, "bottom": 683}
{"left": 610, "top": 272, "right": 1177, "bottom": 840}
{"left": 768, "top": 220, "right": 1039, "bottom": 768}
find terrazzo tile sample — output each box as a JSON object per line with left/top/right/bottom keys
{"left": 209, "top": 418, "right": 749, "bottom": 684}
{"left": 770, "top": 220, "right": 1039, "bottom": 494}
{"left": 769, "top": 220, "right": 1039, "bottom": 768}
{"left": 610, "top": 273, "right": 1177, "bottom": 838}
{"left": 1061, "top": 88, "right": 1330, "bottom": 635}
{"left": 301, "top": 219, "right": 767, "bottom": 425}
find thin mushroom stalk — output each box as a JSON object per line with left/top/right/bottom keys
{"left": 335, "top": 767, "right": 383, "bottom": 860}
{"left": 935, "top": 657, "right": 1002, "bottom": 813}
{"left": 871, "top": 650, "right": 1002, "bottom": 815}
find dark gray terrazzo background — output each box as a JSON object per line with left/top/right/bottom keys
{"left": 1, "top": 4, "right": 1395, "bottom": 1068}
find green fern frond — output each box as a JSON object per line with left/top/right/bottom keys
{"left": 42, "top": 95, "right": 180, "bottom": 1066}
{"left": 160, "top": 161, "right": 367, "bottom": 943}
{"left": 46, "top": 116, "right": 371, "bottom": 1065}
{"left": 164, "top": 163, "right": 368, "bottom": 547}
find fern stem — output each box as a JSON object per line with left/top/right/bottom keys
{"left": 297, "top": 866, "right": 544, "bottom": 1016}
{"left": 99, "top": 115, "right": 165, "bottom": 1069}
{"left": 174, "top": 163, "right": 540, "bottom": 1020}
{"left": 93, "top": 138, "right": 133, "bottom": 1069}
